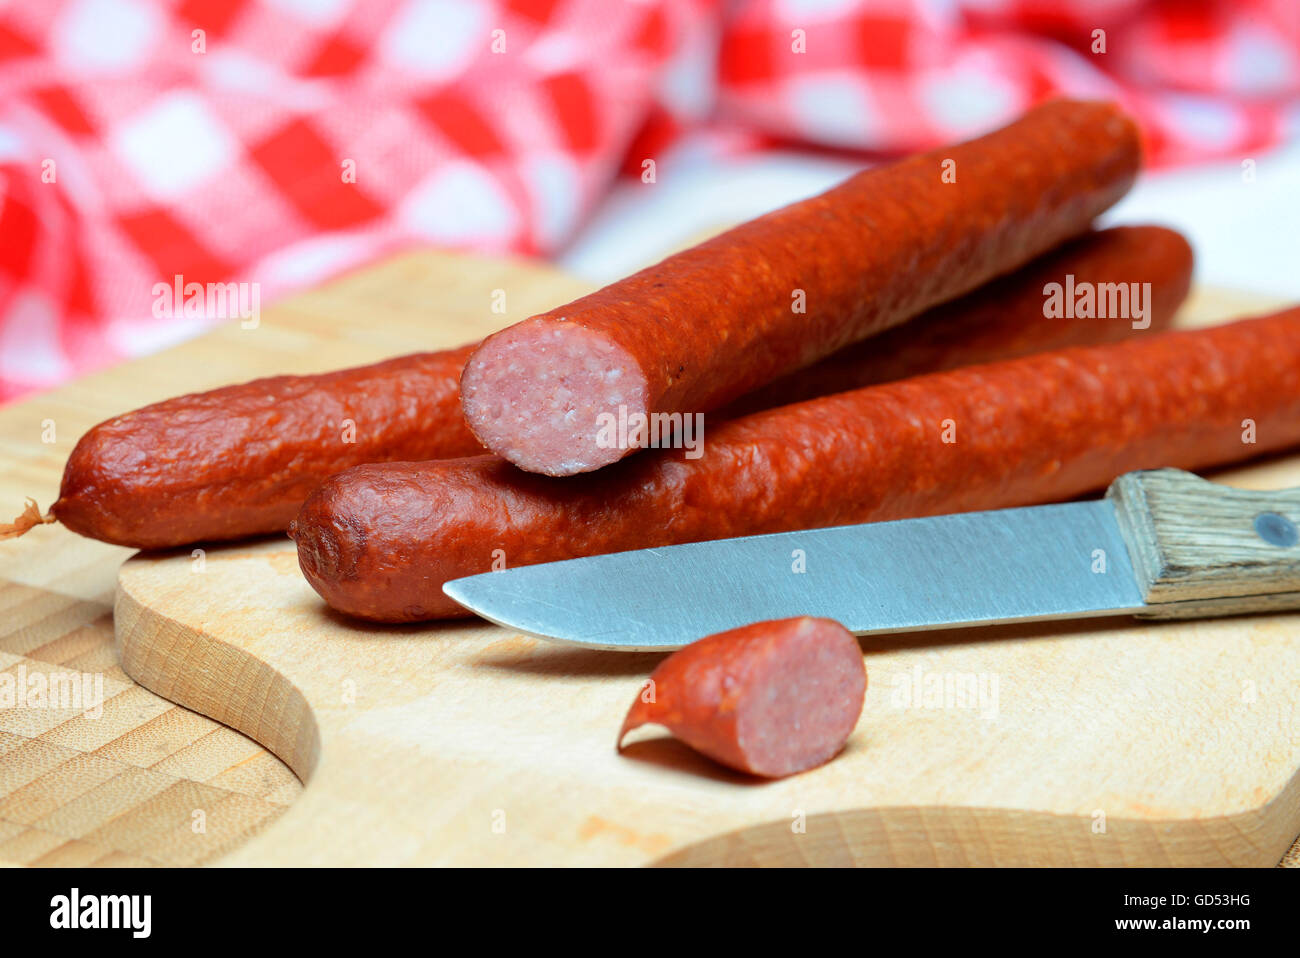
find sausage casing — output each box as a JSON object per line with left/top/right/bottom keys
{"left": 53, "top": 347, "right": 479, "bottom": 548}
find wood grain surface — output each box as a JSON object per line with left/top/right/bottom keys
{"left": 1, "top": 250, "right": 1297, "bottom": 866}
{"left": 1107, "top": 468, "right": 1300, "bottom": 621}
{"left": 115, "top": 533, "right": 1300, "bottom": 866}
{"left": 0, "top": 251, "right": 590, "bottom": 866}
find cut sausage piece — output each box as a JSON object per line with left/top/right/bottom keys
{"left": 52, "top": 347, "right": 481, "bottom": 549}
{"left": 618, "top": 617, "right": 867, "bottom": 779}
{"left": 721, "top": 224, "right": 1193, "bottom": 416}
{"left": 36, "top": 222, "right": 1185, "bottom": 550}
{"left": 292, "top": 307, "right": 1300, "bottom": 622}
{"left": 461, "top": 99, "right": 1142, "bottom": 476}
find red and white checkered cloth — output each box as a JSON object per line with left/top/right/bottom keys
{"left": 2, "top": 0, "right": 1297, "bottom": 403}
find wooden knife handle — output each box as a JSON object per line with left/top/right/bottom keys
{"left": 1106, "top": 468, "right": 1300, "bottom": 620}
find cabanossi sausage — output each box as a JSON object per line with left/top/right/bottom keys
{"left": 291, "top": 307, "right": 1300, "bottom": 622}
{"left": 51, "top": 347, "right": 480, "bottom": 548}
{"left": 618, "top": 617, "right": 867, "bottom": 779}
{"left": 460, "top": 99, "right": 1142, "bottom": 476}
{"left": 33, "top": 223, "right": 1186, "bottom": 550}
{"left": 721, "top": 224, "right": 1192, "bottom": 416}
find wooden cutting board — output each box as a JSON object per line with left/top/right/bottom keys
{"left": 4, "top": 250, "right": 1300, "bottom": 866}
{"left": 0, "top": 251, "right": 588, "bottom": 865}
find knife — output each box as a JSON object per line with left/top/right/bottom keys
{"left": 442, "top": 468, "right": 1300, "bottom": 650}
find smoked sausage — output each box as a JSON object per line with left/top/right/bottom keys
{"left": 721, "top": 225, "right": 1192, "bottom": 416}
{"left": 460, "top": 99, "right": 1142, "bottom": 476}
{"left": 52, "top": 347, "right": 480, "bottom": 548}
{"left": 618, "top": 617, "right": 867, "bottom": 779}
{"left": 40, "top": 223, "right": 1186, "bottom": 550}
{"left": 292, "top": 307, "right": 1300, "bottom": 622}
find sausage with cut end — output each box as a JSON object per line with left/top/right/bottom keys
{"left": 618, "top": 617, "right": 867, "bottom": 779}
{"left": 461, "top": 99, "right": 1142, "bottom": 476}
{"left": 291, "top": 307, "right": 1300, "bottom": 622}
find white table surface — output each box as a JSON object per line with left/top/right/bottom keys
{"left": 558, "top": 141, "right": 1300, "bottom": 301}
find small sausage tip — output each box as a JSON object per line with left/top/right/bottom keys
{"left": 615, "top": 715, "right": 642, "bottom": 753}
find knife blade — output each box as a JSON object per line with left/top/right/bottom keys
{"left": 442, "top": 469, "right": 1300, "bottom": 650}
{"left": 443, "top": 499, "right": 1146, "bottom": 650}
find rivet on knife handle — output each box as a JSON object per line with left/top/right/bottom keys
{"left": 1107, "top": 468, "right": 1300, "bottom": 619}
